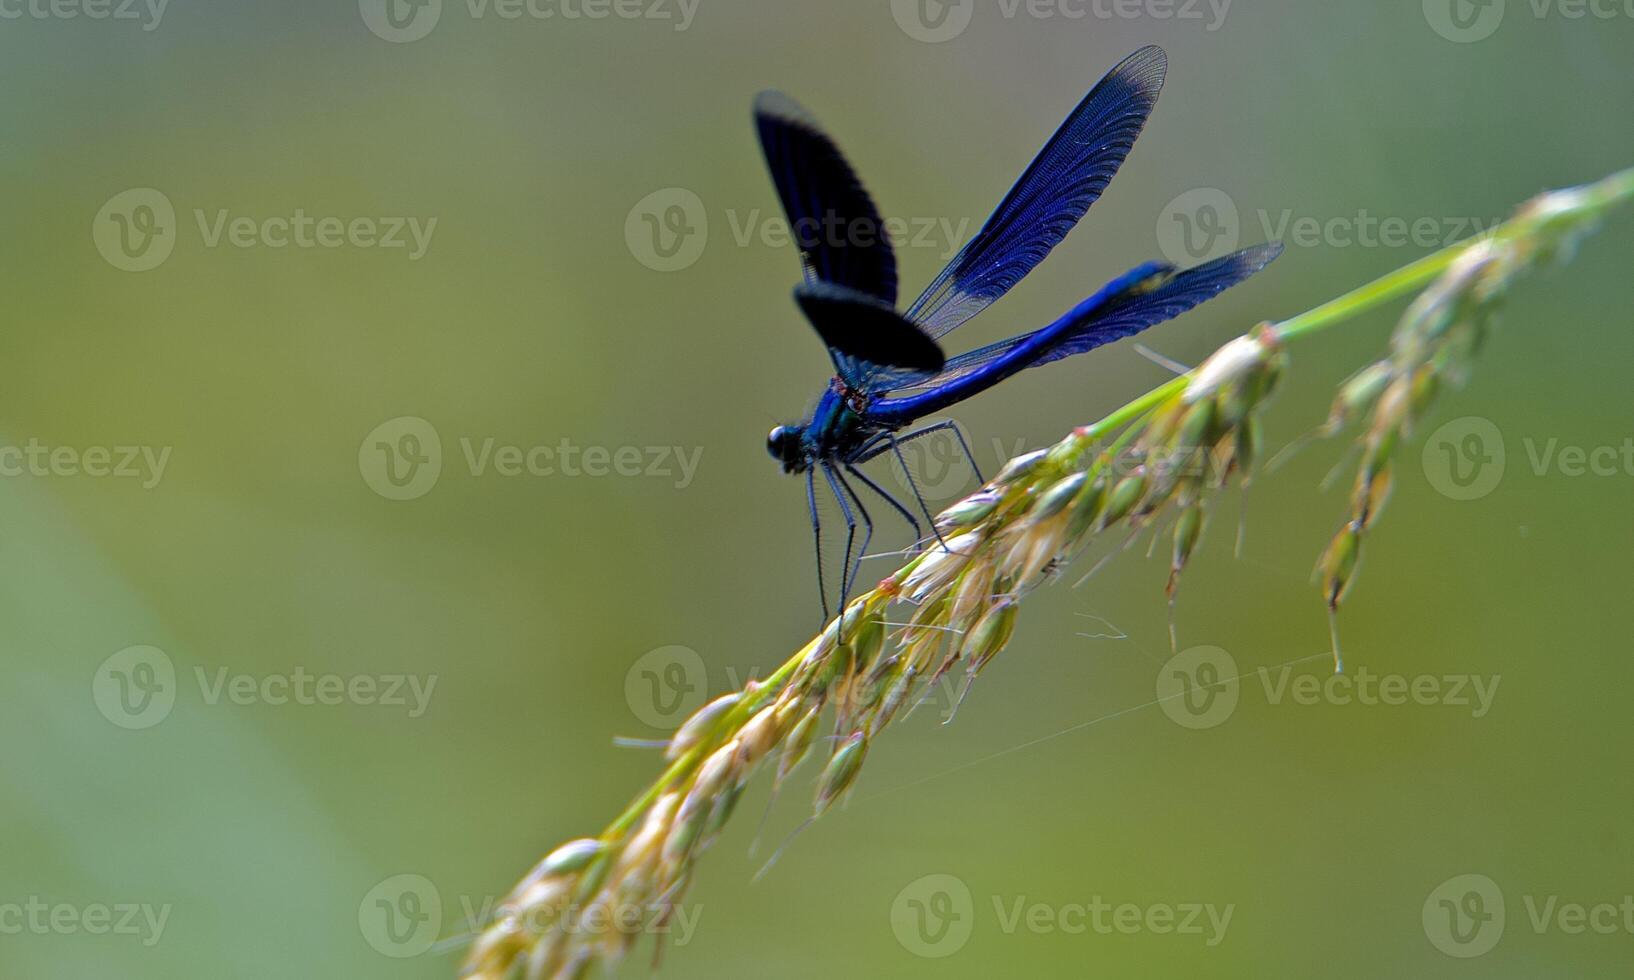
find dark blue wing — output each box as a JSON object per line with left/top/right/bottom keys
{"left": 1017, "top": 242, "right": 1282, "bottom": 370}
{"left": 868, "top": 244, "right": 1282, "bottom": 424}
{"left": 755, "top": 90, "right": 898, "bottom": 305}
{"left": 903, "top": 45, "right": 1167, "bottom": 340}
{"left": 794, "top": 282, "right": 945, "bottom": 383}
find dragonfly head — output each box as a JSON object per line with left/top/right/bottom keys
{"left": 767, "top": 423, "right": 808, "bottom": 474}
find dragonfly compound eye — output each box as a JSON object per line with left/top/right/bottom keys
{"left": 767, "top": 425, "right": 805, "bottom": 469}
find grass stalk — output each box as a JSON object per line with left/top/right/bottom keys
{"left": 460, "top": 166, "right": 1634, "bottom": 979}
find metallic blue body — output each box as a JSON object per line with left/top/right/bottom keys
{"left": 753, "top": 45, "right": 1283, "bottom": 619}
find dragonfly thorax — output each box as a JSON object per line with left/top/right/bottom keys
{"left": 769, "top": 383, "right": 896, "bottom": 476}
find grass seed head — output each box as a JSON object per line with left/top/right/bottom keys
{"left": 665, "top": 693, "right": 741, "bottom": 760}
{"left": 992, "top": 449, "right": 1049, "bottom": 487}
{"left": 775, "top": 706, "right": 821, "bottom": 788}
{"left": 814, "top": 732, "right": 869, "bottom": 814}
{"left": 1100, "top": 472, "right": 1148, "bottom": 529}
{"left": 1319, "top": 521, "right": 1363, "bottom": 611}
{"left": 1169, "top": 503, "right": 1206, "bottom": 596}
{"left": 937, "top": 490, "right": 1003, "bottom": 529}
{"left": 1032, "top": 472, "right": 1087, "bottom": 523}
{"left": 962, "top": 598, "right": 1018, "bottom": 678}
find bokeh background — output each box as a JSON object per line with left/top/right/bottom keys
{"left": 3, "top": 1, "right": 1633, "bottom": 976}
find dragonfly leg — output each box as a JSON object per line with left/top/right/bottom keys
{"left": 845, "top": 433, "right": 945, "bottom": 555}
{"left": 851, "top": 431, "right": 952, "bottom": 551}
{"left": 842, "top": 462, "right": 922, "bottom": 553}
{"left": 899, "top": 419, "right": 985, "bottom": 485}
{"left": 885, "top": 433, "right": 953, "bottom": 551}
{"left": 861, "top": 421, "right": 983, "bottom": 551}
{"left": 819, "top": 462, "right": 860, "bottom": 626}
{"left": 855, "top": 420, "right": 985, "bottom": 487}
{"left": 830, "top": 465, "right": 875, "bottom": 601}
{"left": 806, "top": 467, "right": 829, "bottom": 623}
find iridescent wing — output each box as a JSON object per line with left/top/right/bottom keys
{"left": 755, "top": 90, "right": 898, "bottom": 305}
{"left": 904, "top": 45, "right": 1168, "bottom": 340}
{"left": 794, "top": 282, "right": 945, "bottom": 379}
{"left": 869, "top": 244, "right": 1282, "bottom": 421}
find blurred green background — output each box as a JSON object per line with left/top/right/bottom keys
{"left": 3, "top": 1, "right": 1633, "bottom": 976}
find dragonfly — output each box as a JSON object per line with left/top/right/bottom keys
{"left": 756, "top": 45, "right": 1283, "bottom": 620}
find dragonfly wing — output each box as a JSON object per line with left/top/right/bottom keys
{"left": 755, "top": 90, "right": 898, "bottom": 305}
{"left": 884, "top": 244, "right": 1281, "bottom": 396}
{"left": 1025, "top": 243, "right": 1283, "bottom": 368}
{"left": 794, "top": 282, "right": 946, "bottom": 384}
{"left": 904, "top": 45, "right": 1167, "bottom": 340}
